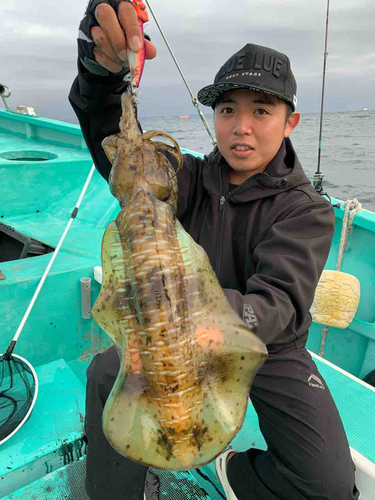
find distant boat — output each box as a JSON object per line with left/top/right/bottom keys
{"left": 362, "top": 107, "right": 368, "bottom": 111}
{"left": 179, "top": 115, "right": 190, "bottom": 119}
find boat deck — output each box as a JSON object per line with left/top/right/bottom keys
{"left": 1, "top": 348, "right": 374, "bottom": 499}
{"left": 1, "top": 108, "right": 375, "bottom": 498}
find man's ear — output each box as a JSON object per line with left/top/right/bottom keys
{"left": 284, "top": 112, "right": 300, "bottom": 138}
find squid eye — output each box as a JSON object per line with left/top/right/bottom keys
{"left": 150, "top": 183, "right": 170, "bottom": 201}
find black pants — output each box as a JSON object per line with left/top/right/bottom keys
{"left": 84, "top": 346, "right": 359, "bottom": 500}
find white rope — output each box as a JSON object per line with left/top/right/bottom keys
{"left": 318, "top": 325, "right": 329, "bottom": 357}
{"left": 336, "top": 199, "right": 362, "bottom": 271}
{"left": 319, "top": 198, "right": 362, "bottom": 356}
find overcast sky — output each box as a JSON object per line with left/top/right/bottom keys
{"left": 1, "top": 0, "right": 374, "bottom": 121}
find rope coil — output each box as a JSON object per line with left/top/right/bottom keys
{"left": 336, "top": 199, "right": 362, "bottom": 270}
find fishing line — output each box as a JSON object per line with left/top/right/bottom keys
{"left": 144, "top": 0, "right": 217, "bottom": 147}
{"left": 313, "top": 0, "right": 330, "bottom": 195}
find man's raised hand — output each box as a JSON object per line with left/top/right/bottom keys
{"left": 78, "top": 0, "right": 156, "bottom": 76}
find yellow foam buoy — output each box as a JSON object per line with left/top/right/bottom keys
{"left": 310, "top": 270, "right": 360, "bottom": 329}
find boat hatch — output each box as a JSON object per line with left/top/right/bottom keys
{"left": 0, "top": 150, "right": 58, "bottom": 162}
{"left": 0, "top": 223, "right": 54, "bottom": 262}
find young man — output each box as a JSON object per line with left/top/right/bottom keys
{"left": 70, "top": 1, "right": 360, "bottom": 499}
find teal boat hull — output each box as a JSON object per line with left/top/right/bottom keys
{"left": 1, "top": 108, "right": 374, "bottom": 498}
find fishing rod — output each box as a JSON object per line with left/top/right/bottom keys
{"left": 313, "top": 0, "right": 330, "bottom": 196}
{"left": 6, "top": 165, "right": 96, "bottom": 357}
{"left": 0, "top": 164, "right": 96, "bottom": 445}
{"left": 144, "top": 0, "right": 217, "bottom": 147}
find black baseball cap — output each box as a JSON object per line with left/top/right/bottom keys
{"left": 197, "top": 43, "right": 297, "bottom": 111}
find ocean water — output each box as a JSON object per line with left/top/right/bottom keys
{"left": 141, "top": 110, "right": 375, "bottom": 212}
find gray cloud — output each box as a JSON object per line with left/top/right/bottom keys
{"left": 1, "top": 0, "right": 374, "bottom": 120}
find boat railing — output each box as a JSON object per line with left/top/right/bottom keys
{"left": 0, "top": 83, "right": 11, "bottom": 111}
{"left": 0, "top": 82, "right": 38, "bottom": 116}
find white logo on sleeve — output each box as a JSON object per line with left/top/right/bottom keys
{"left": 243, "top": 304, "right": 258, "bottom": 331}
{"left": 308, "top": 374, "right": 325, "bottom": 390}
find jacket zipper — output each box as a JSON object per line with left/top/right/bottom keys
{"left": 216, "top": 166, "right": 246, "bottom": 278}
{"left": 215, "top": 195, "right": 226, "bottom": 278}
{"left": 219, "top": 196, "right": 225, "bottom": 212}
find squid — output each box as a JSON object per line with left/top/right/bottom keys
{"left": 92, "top": 91, "right": 267, "bottom": 470}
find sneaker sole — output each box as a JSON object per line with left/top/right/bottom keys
{"left": 215, "top": 449, "right": 239, "bottom": 500}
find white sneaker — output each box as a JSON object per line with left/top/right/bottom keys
{"left": 215, "top": 448, "right": 239, "bottom": 500}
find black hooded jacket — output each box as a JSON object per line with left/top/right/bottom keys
{"left": 69, "top": 64, "right": 335, "bottom": 354}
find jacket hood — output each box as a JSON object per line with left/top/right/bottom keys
{"left": 204, "top": 138, "right": 312, "bottom": 202}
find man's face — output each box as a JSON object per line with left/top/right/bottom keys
{"left": 214, "top": 89, "right": 300, "bottom": 184}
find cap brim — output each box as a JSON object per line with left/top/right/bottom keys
{"left": 197, "top": 82, "right": 295, "bottom": 110}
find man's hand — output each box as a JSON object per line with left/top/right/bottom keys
{"left": 78, "top": 0, "right": 156, "bottom": 76}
